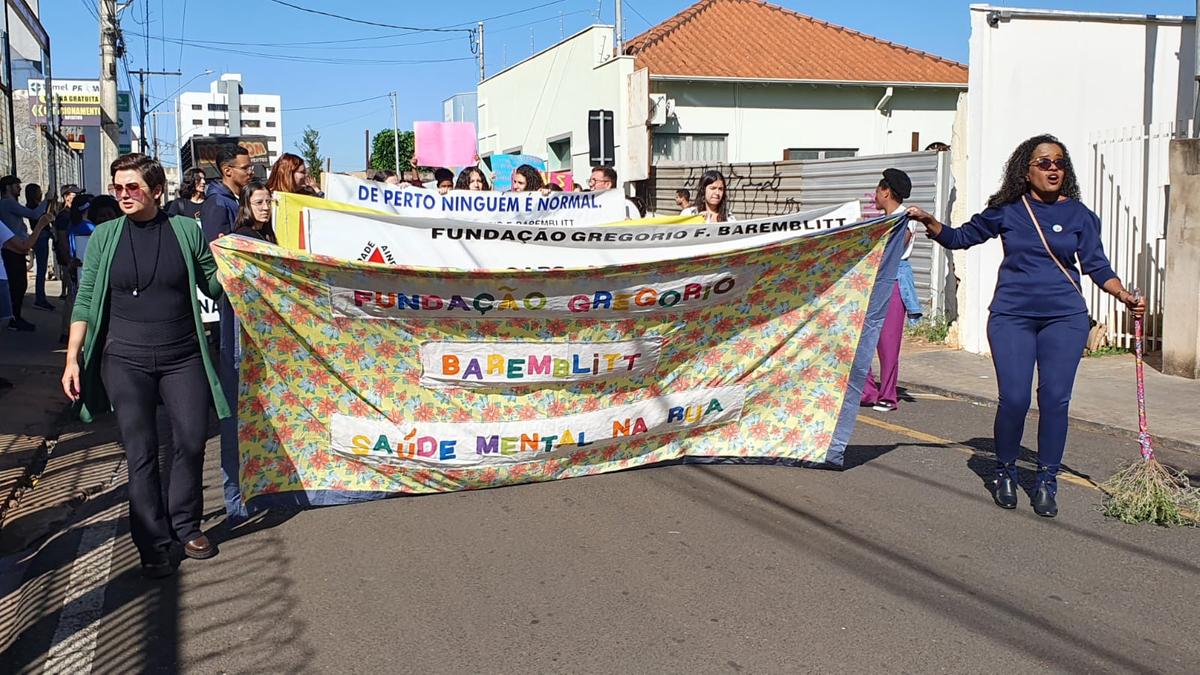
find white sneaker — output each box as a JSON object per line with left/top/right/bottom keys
{"left": 872, "top": 403, "right": 896, "bottom": 412}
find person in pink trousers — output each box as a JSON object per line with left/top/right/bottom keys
{"left": 862, "top": 168, "right": 919, "bottom": 412}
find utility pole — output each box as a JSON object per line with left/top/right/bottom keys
{"left": 615, "top": 0, "right": 624, "bottom": 55}
{"left": 477, "top": 22, "right": 485, "bottom": 83}
{"left": 131, "top": 68, "right": 181, "bottom": 157}
{"left": 390, "top": 91, "right": 400, "bottom": 175}
{"left": 364, "top": 129, "right": 370, "bottom": 171}
{"left": 99, "top": 0, "right": 120, "bottom": 171}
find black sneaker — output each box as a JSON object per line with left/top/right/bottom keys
{"left": 9, "top": 318, "right": 35, "bottom": 332}
{"left": 33, "top": 299, "right": 54, "bottom": 311}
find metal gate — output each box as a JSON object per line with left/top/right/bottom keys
{"left": 649, "top": 151, "right": 953, "bottom": 317}
{"left": 1087, "top": 121, "right": 1186, "bottom": 350}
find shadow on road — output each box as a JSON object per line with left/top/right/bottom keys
{"left": 654, "top": 464, "right": 1173, "bottom": 673}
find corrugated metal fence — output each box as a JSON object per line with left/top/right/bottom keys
{"left": 649, "top": 151, "right": 953, "bottom": 316}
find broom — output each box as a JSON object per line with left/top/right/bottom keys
{"left": 1101, "top": 292, "right": 1200, "bottom": 526}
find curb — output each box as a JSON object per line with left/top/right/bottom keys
{"left": 0, "top": 402, "right": 74, "bottom": 536}
{"left": 900, "top": 380, "right": 1200, "bottom": 456}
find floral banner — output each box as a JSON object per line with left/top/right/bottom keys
{"left": 211, "top": 213, "right": 905, "bottom": 509}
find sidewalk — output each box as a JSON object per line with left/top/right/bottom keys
{"left": 0, "top": 280, "right": 127, "bottom": 555}
{"left": 898, "top": 339, "right": 1200, "bottom": 472}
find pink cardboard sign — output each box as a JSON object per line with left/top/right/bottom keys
{"left": 414, "top": 121, "right": 478, "bottom": 168}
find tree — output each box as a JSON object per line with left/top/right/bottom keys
{"left": 296, "top": 126, "right": 324, "bottom": 181}
{"left": 370, "top": 129, "right": 415, "bottom": 173}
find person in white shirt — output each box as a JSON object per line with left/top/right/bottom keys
{"left": 861, "top": 168, "right": 919, "bottom": 412}
{"left": 676, "top": 189, "right": 697, "bottom": 216}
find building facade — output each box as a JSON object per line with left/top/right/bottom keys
{"left": 177, "top": 73, "right": 284, "bottom": 166}
{"left": 956, "top": 5, "right": 1193, "bottom": 356}
{"left": 476, "top": 0, "right": 967, "bottom": 190}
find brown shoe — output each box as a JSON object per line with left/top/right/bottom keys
{"left": 183, "top": 534, "right": 218, "bottom": 560}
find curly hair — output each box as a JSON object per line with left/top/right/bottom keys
{"left": 987, "top": 134, "right": 1080, "bottom": 208}
{"left": 512, "top": 164, "right": 544, "bottom": 191}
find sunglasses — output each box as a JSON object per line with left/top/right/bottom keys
{"left": 109, "top": 182, "right": 146, "bottom": 198}
{"left": 1030, "top": 158, "right": 1068, "bottom": 171}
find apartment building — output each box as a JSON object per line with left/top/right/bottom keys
{"left": 177, "top": 73, "right": 283, "bottom": 164}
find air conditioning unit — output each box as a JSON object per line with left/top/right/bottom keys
{"left": 648, "top": 93, "right": 668, "bottom": 126}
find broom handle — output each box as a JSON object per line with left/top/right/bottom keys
{"left": 1133, "top": 289, "right": 1154, "bottom": 461}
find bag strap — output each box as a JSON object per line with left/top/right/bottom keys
{"left": 1022, "top": 195, "right": 1082, "bottom": 296}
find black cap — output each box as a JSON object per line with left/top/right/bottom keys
{"left": 72, "top": 193, "right": 94, "bottom": 213}
{"left": 882, "top": 168, "right": 912, "bottom": 201}
{"left": 61, "top": 184, "right": 81, "bottom": 197}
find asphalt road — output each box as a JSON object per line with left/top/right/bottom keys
{"left": 5, "top": 391, "right": 1199, "bottom": 674}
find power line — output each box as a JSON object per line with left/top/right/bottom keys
{"left": 285, "top": 94, "right": 390, "bottom": 112}
{"left": 624, "top": 1, "right": 655, "bottom": 29}
{"left": 264, "top": 0, "right": 470, "bottom": 32}
{"left": 263, "top": 0, "right": 571, "bottom": 34}
{"left": 78, "top": 0, "right": 99, "bottom": 21}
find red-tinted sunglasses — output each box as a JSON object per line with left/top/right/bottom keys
{"left": 109, "top": 182, "right": 145, "bottom": 198}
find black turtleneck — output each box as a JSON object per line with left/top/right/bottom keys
{"left": 108, "top": 210, "right": 194, "bottom": 345}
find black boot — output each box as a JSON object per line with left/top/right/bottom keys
{"left": 992, "top": 473, "right": 1018, "bottom": 509}
{"left": 1032, "top": 482, "right": 1058, "bottom": 518}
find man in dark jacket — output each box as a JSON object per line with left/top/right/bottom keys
{"left": 198, "top": 145, "right": 252, "bottom": 243}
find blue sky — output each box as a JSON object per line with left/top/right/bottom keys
{"left": 43, "top": 1, "right": 1190, "bottom": 171}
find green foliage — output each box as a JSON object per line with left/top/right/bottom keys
{"left": 1085, "top": 345, "right": 1132, "bottom": 358}
{"left": 370, "top": 129, "right": 415, "bottom": 173}
{"left": 1101, "top": 458, "right": 1200, "bottom": 526}
{"left": 296, "top": 126, "right": 324, "bottom": 181}
{"left": 904, "top": 315, "right": 950, "bottom": 343}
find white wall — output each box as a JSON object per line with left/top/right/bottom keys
{"left": 652, "top": 81, "right": 960, "bottom": 162}
{"left": 961, "top": 5, "right": 1194, "bottom": 353}
{"left": 477, "top": 26, "right": 635, "bottom": 185}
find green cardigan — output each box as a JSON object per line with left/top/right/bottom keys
{"left": 72, "top": 214, "right": 231, "bottom": 422}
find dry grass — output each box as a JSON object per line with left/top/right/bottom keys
{"left": 1101, "top": 459, "right": 1200, "bottom": 527}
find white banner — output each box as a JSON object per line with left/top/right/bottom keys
{"left": 420, "top": 338, "right": 663, "bottom": 389}
{"left": 322, "top": 173, "right": 628, "bottom": 226}
{"left": 330, "top": 268, "right": 758, "bottom": 320}
{"left": 330, "top": 385, "right": 746, "bottom": 467}
{"left": 305, "top": 201, "right": 862, "bottom": 270}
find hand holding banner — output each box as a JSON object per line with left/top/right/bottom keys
{"left": 414, "top": 121, "right": 478, "bottom": 168}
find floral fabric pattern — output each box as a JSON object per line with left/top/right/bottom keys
{"left": 211, "top": 216, "right": 900, "bottom": 506}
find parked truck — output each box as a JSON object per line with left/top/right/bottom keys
{"left": 179, "top": 134, "right": 272, "bottom": 181}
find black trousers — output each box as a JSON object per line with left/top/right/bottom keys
{"left": 1, "top": 249, "right": 25, "bottom": 320}
{"left": 102, "top": 335, "right": 212, "bottom": 565}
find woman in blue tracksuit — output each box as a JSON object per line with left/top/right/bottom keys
{"left": 906, "top": 134, "right": 1145, "bottom": 518}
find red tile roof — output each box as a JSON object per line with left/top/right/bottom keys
{"left": 624, "top": 0, "right": 968, "bottom": 85}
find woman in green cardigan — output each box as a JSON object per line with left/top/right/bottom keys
{"left": 61, "top": 153, "right": 229, "bottom": 579}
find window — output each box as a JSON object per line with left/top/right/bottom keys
{"left": 243, "top": 119, "right": 261, "bottom": 128}
{"left": 783, "top": 148, "right": 858, "bottom": 160}
{"left": 191, "top": 119, "right": 202, "bottom": 126}
{"left": 191, "top": 104, "right": 202, "bottom": 110}
{"left": 207, "top": 119, "right": 225, "bottom": 126}
{"left": 652, "top": 133, "right": 727, "bottom": 164}
{"left": 207, "top": 103, "right": 228, "bottom": 111}
{"left": 547, "top": 137, "right": 571, "bottom": 171}
{"left": 265, "top": 106, "right": 276, "bottom": 113}
{"left": 242, "top": 104, "right": 260, "bottom": 113}
{"left": 266, "top": 121, "right": 276, "bottom": 128}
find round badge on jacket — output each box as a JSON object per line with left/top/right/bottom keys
{"left": 1052, "top": 224, "right": 1063, "bottom": 233}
